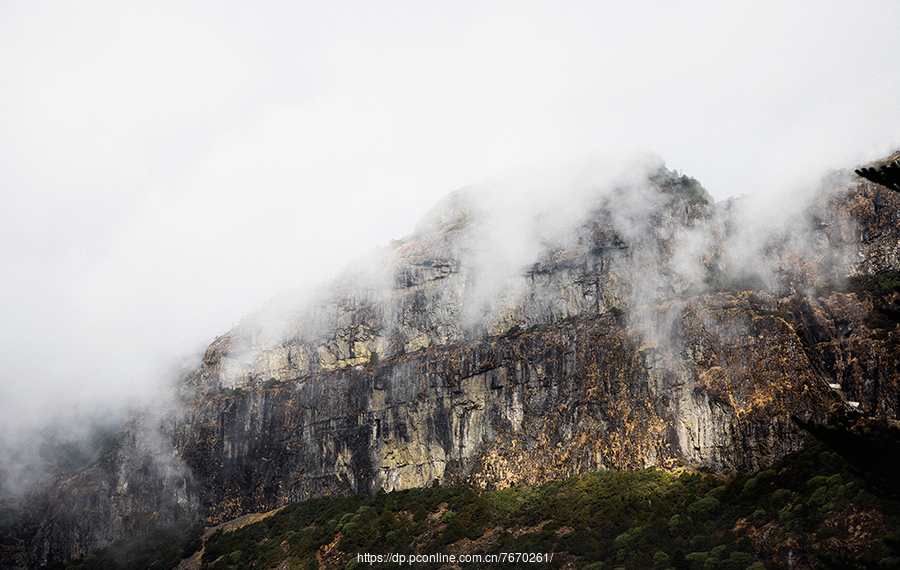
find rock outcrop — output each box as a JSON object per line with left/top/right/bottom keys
{"left": 27, "top": 421, "right": 201, "bottom": 565}
{"left": 14, "top": 156, "right": 900, "bottom": 567}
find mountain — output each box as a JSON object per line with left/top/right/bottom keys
{"left": 37, "top": 419, "right": 900, "bottom": 570}
{"left": 5, "top": 153, "right": 900, "bottom": 568}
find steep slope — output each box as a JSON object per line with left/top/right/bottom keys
{"left": 16, "top": 156, "right": 900, "bottom": 567}
{"left": 50, "top": 420, "right": 900, "bottom": 570}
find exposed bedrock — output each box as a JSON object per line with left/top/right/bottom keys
{"left": 18, "top": 158, "right": 900, "bottom": 566}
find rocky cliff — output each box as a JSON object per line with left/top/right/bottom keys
{"left": 14, "top": 155, "right": 900, "bottom": 567}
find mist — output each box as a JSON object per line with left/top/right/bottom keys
{"left": 1, "top": 1, "right": 899, "bottom": 494}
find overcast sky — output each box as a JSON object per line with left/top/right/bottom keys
{"left": 1, "top": 1, "right": 898, "bottom": 434}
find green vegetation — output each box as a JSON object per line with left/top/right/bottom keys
{"left": 856, "top": 161, "right": 900, "bottom": 192}
{"left": 0, "top": 513, "right": 39, "bottom": 557}
{"left": 815, "top": 270, "right": 900, "bottom": 348}
{"left": 701, "top": 263, "right": 766, "bottom": 295}
{"left": 445, "top": 215, "right": 471, "bottom": 233}
{"left": 811, "top": 283, "right": 834, "bottom": 297}
{"left": 262, "top": 378, "right": 281, "bottom": 390}
{"left": 795, "top": 417, "right": 900, "bottom": 502}
{"left": 849, "top": 272, "right": 900, "bottom": 348}
{"left": 504, "top": 324, "right": 522, "bottom": 337}
{"left": 35, "top": 427, "right": 123, "bottom": 477}
{"left": 45, "top": 419, "right": 900, "bottom": 570}
{"left": 41, "top": 523, "right": 203, "bottom": 570}
{"left": 745, "top": 294, "right": 787, "bottom": 320}
{"left": 649, "top": 167, "right": 711, "bottom": 206}
{"left": 845, "top": 270, "right": 900, "bottom": 299}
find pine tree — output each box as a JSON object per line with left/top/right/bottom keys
{"left": 855, "top": 158, "right": 900, "bottom": 192}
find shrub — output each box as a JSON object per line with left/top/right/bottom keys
{"left": 653, "top": 550, "right": 670, "bottom": 568}
{"left": 687, "top": 496, "right": 720, "bottom": 518}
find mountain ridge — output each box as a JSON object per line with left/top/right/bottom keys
{"left": 5, "top": 154, "right": 900, "bottom": 568}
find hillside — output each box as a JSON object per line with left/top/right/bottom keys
{"left": 46, "top": 419, "right": 900, "bottom": 570}
{"left": 4, "top": 153, "right": 900, "bottom": 568}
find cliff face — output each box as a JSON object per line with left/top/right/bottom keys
{"left": 20, "top": 158, "right": 900, "bottom": 566}
{"left": 23, "top": 422, "right": 201, "bottom": 565}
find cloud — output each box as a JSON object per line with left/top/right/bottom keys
{"left": 0, "top": 0, "right": 898, "bottom": 469}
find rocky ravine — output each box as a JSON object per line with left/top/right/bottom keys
{"left": 16, "top": 158, "right": 900, "bottom": 566}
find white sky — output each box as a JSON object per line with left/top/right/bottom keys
{"left": 1, "top": 1, "right": 899, "bottom": 432}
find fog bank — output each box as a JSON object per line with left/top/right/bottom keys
{"left": 1, "top": 1, "right": 898, "bottom": 491}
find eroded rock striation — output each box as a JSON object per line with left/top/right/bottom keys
{"left": 15, "top": 156, "right": 900, "bottom": 566}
